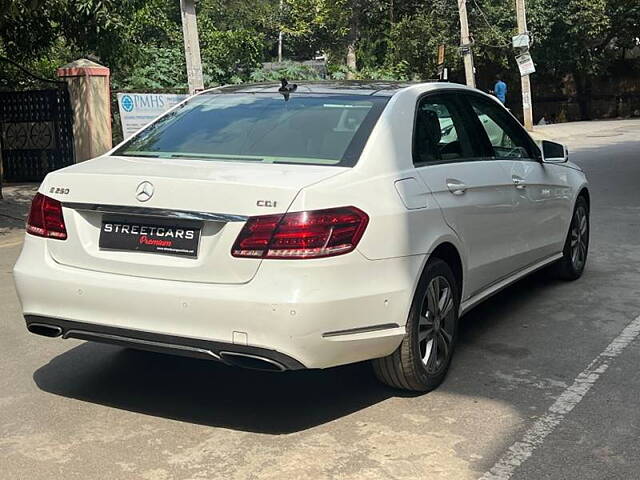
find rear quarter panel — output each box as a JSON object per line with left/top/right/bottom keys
{"left": 289, "top": 169, "right": 459, "bottom": 262}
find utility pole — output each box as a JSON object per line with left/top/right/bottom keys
{"left": 515, "top": 0, "right": 533, "bottom": 130}
{"left": 457, "top": 0, "right": 475, "bottom": 88}
{"left": 0, "top": 145, "right": 3, "bottom": 200}
{"left": 180, "top": 0, "right": 204, "bottom": 94}
{"left": 277, "top": 0, "right": 283, "bottom": 62}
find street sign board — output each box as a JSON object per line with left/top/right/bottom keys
{"left": 512, "top": 34, "right": 530, "bottom": 49}
{"left": 117, "top": 93, "right": 188, "bottom": 140}
{"left": 437, "top": 65, "right": 448, "bottom": 81}
{"left": 437, "top": 44, "right": 446, "bottom": 66}
{"left": 516, "top": 53, "right": 536, "bottom": 76}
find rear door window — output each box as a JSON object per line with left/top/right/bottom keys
{"left": 413, "top": 94, "right": 480, "bottom": 165}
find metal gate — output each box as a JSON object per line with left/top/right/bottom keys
{"left": 0, "top": 60, "right": 74, "bottom": 182}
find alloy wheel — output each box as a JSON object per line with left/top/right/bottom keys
{"left": 570, "top": 205, "right": 588, "bottom": 270}
{"left": 418, "top": 275, "right": 455, "bottom": 374}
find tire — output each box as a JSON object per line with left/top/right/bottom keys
{"left": 554, "top": 195, "right": 589, "bottom": 281}
{"left": 372, "top": 258, "right": 460, "bottom": 392}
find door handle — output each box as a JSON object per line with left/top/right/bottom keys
{"left": 446, "top": 180, "right": 467, "bottom": 195}
{"left": 512, "top": 176, "right": 527, "bottom": 190}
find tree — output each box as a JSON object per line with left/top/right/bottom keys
{"left": 1, "top": 0, "right": 638, "bottom": 100}
{"left": 525, "top": 0, "right": 639, "bottom": 117}
{"left": 387, "top": 3, "right": 460, "bottom": 80}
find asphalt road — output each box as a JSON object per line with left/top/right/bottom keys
{"left": 1, "top": 120, "right": 639, "bottom": 480}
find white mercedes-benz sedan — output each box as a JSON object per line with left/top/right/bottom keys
{"left": 14, "top": 81, "right": 589, "bottom": 391}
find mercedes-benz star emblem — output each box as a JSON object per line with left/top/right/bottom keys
{"left": 136, "top": 181, "right": 154, "bottom": 202}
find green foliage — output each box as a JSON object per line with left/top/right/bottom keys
{"left": 57, "top": 0, "right": 126, "bottom": 65}
{"left": 387, "top": 9, "right": 459, "bottom": 80}
{"left": 250, "top": 61, "right": 321, "bottom": 82}
{"left": 1, "top": 0, "right": 639, "bottom": 93}
{"left": 198, "top": 0, "right": 277, "bottom": 32}
{"left": 125, "top": 0, "right": 182, "bottom": 46}
{"left": 199, "top": 27, "right": 266, "bottom": 84}
{"left": 326, "top": 64, "right": 352, "bottom": 80}
{"left": 0, "top": 1, "right": 60, "bottom": 60}
{"left": 506, "top": 0, "right": 638, "bottom": 92}
{"left": 352, "top": 63, "right": 411, "bottom": 81}
{"left": 326, "top": 62, "right": 410, "bottom": 81}
{"left": 113, "top": 46, "right": 187, "bottom": 90}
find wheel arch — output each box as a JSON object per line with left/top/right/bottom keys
{"left": 578, "top": 186, "right": 590, "bottom": 210}
{"left": 429, "top": 242, "right": 464, "bottom": 300}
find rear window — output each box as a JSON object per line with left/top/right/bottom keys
{"left": 114, "top": 93, "right": 389, "bottom": 167}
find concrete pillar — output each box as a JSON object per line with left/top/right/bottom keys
{"left": 57, "top": 59, "right": 112, "bottom": 162}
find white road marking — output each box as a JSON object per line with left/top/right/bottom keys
{"left": 480, "top": 314, "right": 640, "bottom": 480}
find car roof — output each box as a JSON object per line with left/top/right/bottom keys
{"left": 208, "top": 80, "right": 443, "bottom": 97}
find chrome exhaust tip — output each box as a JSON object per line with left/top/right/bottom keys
{"left": 219, "top": 351, "right": 287, "bottom": 372}
{"left": 27, "top": 323, "right": 63, "bottom": 338}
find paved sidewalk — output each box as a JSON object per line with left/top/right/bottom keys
{"left": 531, "top": 118, "right": 640, "bottom": 150}
{"left": 0, "top": 184, "right": 37, "bottom": 243}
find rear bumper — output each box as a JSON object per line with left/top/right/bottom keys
{"left": 14, "top": 235, "right": 424, "bottom": 369}
{"left": 25, "top": 316, "right": 304, "bottom": 371}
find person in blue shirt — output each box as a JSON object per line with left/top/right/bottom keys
{"left": 494, "top": 75, "right": 507, "bottom": 104}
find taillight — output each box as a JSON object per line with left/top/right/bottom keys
{"left": 232, "top": 206, "right": 368, "bottom": 259}
{"left": 26, "top": 193, "right": 67, "bottom": 240}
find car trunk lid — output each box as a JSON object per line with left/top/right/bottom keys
{"left": 44, "top": 155, "right": 348, "bottom": 284}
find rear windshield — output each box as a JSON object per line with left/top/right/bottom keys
{"left": 114, "top": 92, "right": 389, "bottom": 167}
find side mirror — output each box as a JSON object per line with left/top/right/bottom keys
{"left": 540, "top": 140, "right": 568, "bottom": 163}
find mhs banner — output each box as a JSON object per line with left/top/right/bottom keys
{"left": 117, "top": 93, "right": 188, "bottom": 140}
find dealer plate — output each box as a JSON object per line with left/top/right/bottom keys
{"left": 99, "top": 221, "right": 201, "bottom": 257}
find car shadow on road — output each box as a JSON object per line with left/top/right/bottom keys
{"left": 32, "top": 342, "right": 412, "bottom": 434}
{"left": 458, "top": 268, "right": 561, "bottom": 347}
{"left": 32, "top": 267, "right": 561, "bottom": 435}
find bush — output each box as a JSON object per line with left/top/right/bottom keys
{"left": 326, "top": 62, "right": 410, "bottom": 81}
{"left": 250, "top": 61, "right": 321, "bottom": 82}
{"left": 355, "top": 63, "right": 411, "bottom": 81}
{"left": 114, "top": 45, "right": 187, "bottom": 90}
